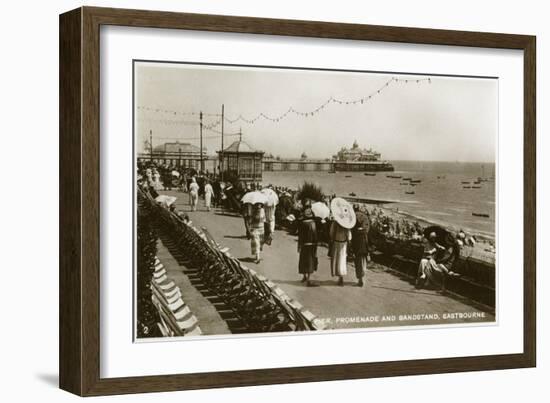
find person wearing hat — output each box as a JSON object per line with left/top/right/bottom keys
{"left": 203, "top": 180, "right": 214, "bottom": 212}
{"left": 297, "top": 207, "right": 319, "bottom": 286}
{"left": 188, "top": 177, "right": 199, "bottom": 211}
{"left": 249, "top": 202, "right": 266, "bottom": 264}
{"left": 351, "top": 204, "right": 370, "bottom": 287}
{"left": 329, "top": 219, "right": 352, "bottom": 286}
{"left": 416, "top": 231, "right": 446, "bottom": 289}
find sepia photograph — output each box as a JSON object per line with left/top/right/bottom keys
{"left": 134, "top": 61, "right": 497, "bottom": 339}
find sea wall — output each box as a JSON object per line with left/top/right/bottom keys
{"left": 369, "top": 233, "right": 495, "bottom": 308}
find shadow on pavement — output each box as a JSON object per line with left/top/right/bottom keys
{"left": 224, "top": 235, "right": 249, "bottom": 240}
{"left": 272, "top": 278, "right": 350, "bottom": 287}
{"left": 238, "top": 257, "right": 257, "bottom": 263}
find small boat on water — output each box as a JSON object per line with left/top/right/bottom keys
{"left": 349, "top": 192, "right": 357, "bottom": 196}
{"left": 410, "top": 179, "right": 422, "bottom": 184}
{"left": 345, "top": 175, "right": 352, "bottom": 178}
{"left": 463, "top": 186, "right": 471, "bottom": 189}
{"left": 472, "top": 212, "right": 490, "bottom": 218}
{"left": 364, "top": 173, "right": 376, "bottom": 176}
{"left": 405, "top": 191, "right": 415, "bottom": 195}
{"left": 461, "top": 181, "right": 470, "bottom": 184}
{"left": 403, "top": 177, "right": 412, "bottom": 181}
{"left": 400, "top": 183, "right": 408, "bottom": 185}
{"left": 472, "top": 186, "right": 482, "bottom": 189}
{"left": 410, "top": 183, "right": 417, "bottom": 187}
{"left": 386, "top": 175, "right": 402, "bottom": 179}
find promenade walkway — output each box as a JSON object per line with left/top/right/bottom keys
{"left": 162, "top": 190, "right": 494, "bottom": 330}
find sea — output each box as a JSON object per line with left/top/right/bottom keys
{"left": 263, "top": 160, "right": 496, "bottom": 239}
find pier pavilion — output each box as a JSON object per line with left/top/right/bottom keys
{"left": 137, "top": 141, "right": 217, "bottom": 173}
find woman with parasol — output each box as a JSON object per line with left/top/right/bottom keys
{"left": 297, "top": 207, "right": 319, "bottom": 286}
{"left": 249, "top": 202, "right": 266, "bottom": 264}
{"left": 329, "top": 198, "right": 356, "bottom": 286}
{"left": 261, "top": 186, "right": 279, "bottom": 245}
{"left": 242, "top": 191, "right": 268, "bottom": 263}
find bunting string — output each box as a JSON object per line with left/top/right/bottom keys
{"left": 137, "top": 117, "right": 222, "bottom": 130}
{"left": 137, "top": 76, "right": 431, "bottom": 129}
{"left": 151, "top": 132, "right": 242, "bottom": 142}
{"left": 223, "top": 77, "right": 430, "bottom": 124}
{"left": 136, "top": 107, "right": 221, "bottom": 117}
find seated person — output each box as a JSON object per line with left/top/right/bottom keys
{"left": 416, "top": 232, "right": 447, "bottom": 290}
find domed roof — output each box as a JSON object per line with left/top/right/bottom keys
{"left": 154, "top": 141, "right": 203, "bottom": 153}
{"left": 222, "top": 139, "right": 262, "bottom": 153}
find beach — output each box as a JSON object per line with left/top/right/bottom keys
{"left": 263, "top": 160, "right": 496, "bottom": 240}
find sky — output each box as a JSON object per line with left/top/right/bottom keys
{"left": 135, "top": 62, "right": 497, "bottom": 162}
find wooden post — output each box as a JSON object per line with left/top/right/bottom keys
{"left": 199, "top": 111, "right": 203, "bottom": 173}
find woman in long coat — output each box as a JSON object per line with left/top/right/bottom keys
{"left": 330, "top": 220, "right": 352, "bottom": 286}
{"left": 203, "top": 180, "right": 214, "bottom": 211}
{"left": 298, "top": 208, "right": 318, "bottom": 286}
{"left": 351, "top": 206, "right": 370, "bottom": 287}
{"left": 188, "top": 177, "right": 199, "bottom": 211}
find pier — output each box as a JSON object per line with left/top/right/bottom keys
{"left": 138, "top": 154, "right": 394, "bottom": 174}
{"left": 263, "top": 158, "right": 394, "bottom": 172}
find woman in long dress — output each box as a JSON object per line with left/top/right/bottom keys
{"left": 417, "top": 232, "right": 462, "bottom": 291}
{"left": 416, "top": 232, "right": 446, "bottom": 289}
{"left": 152, "top": 168, "right": 163, "bottom": 190}
{"left": 351, "top": 205, "right": 370, "bottom": 287}
{"left": 249, "top": 203, "right": 265, "bottom": 264}
{"left": 204, "top": 180, "right": 214, "bottom": 211}
{"left": 188, "top": 177, "right": 199, "bottom": 211}
{"left": 263, "top": 204, "right": 276, "bottom": 245}
{"left": 298, "top": 208, "right": 318, "bottom": 286}
{"left": 330, "top": 220, "right": 352, "bottom": 286}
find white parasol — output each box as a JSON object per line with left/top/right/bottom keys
{"left": 260, "top": 188, "right": 279, "bottom": 206}
{"left": 241, "top": 191, "right": 268, "bottom": 205}
{"left": 330, "top": 197, "right": 356, "bottom": 229}
{"left": 155, "top": 195, "right": 177, "bottom": 207}
{"left": 311, "top": 202, "right": 330, "bottom": 219}
{"left": 171, "top": 170, "right": 180, "bottom": 177}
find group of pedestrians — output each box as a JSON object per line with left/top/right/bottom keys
{"left": 298, "top": 203, "right": 370, "bottom": 287}
{"left": 243, "top": 194, "right": 371, "bottom": 287}
{"left": 187, "top": 177, "right": 215, "bottom": 212}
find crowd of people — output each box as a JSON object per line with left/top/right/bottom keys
{"left": 138, "top": 161, "right": 469, "bottom": 290}
{"left": 239, "top": 192, "right": 372, "bottom": 288}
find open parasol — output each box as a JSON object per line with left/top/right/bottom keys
{"left": 241, "top": 191, "right": 268, "bottom": 205}
{"left": 423, "top": 225, "right": 454, "bottom": 247}
{"left": 311, "top": 202, "right": 330, "bottom": 219}
{"left": 260, "top": 188, "right": 279, "bottom": 207}
{"left": 171, "top": 170, "right": 180, "bottom": 177}
{"left": 155, "top": 195, "right": 177, "bottom": 207}
{"left": 330, "top": 197, "right": 356, "bottom": 229}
